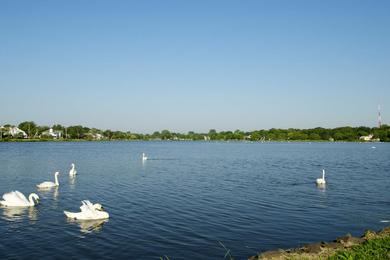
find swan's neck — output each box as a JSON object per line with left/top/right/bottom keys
{"left": 322, "top": 170, "right": 325, "bottom": 180}
{"left": 28, "top": 194, "right": 36, "bottom": 206}
{"left": 55, "top": 174, "right": 59, "bottom": 185}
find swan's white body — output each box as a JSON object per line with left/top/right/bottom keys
{"left": 69, "top": 163, "right": 77, "bottom": 176}
{"left": 64, "top": 200, "right": 109, "bottom": 220}
{"left": 316, "top": 169, "right": 326, "bottom": 185}
{"left": 0, "top": 191, "right": 39, "bottom": 207}
{"left": 37, "top": 172, "right": 59, "bottom": 189}
{"left": 142, "top": 153, "right": 148, "bottom": 161}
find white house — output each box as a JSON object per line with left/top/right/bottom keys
{"left": 84, "top": 132, "right": 104, "bottom": 140}
{"left": 41, "top": 128, "right": 62, "bottom": 139}
{"left": 92, "top": 133, "right": 103, "bottom": 140}
{"left": 359, "top": 134, "right": 374, "bottom": 141}
{"left": 8, "top": 126, "right": 28, "bottom": 138}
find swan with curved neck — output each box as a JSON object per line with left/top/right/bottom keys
{"left": 316, "top": 169, "right": 326, "bottom": 185}
{"left": 37, "top": 172, "right": 59, "bottom": 189}
{"left": 0, "top": 191, "right": 39, "bottom": 207}
{"left": 142, "top": 153, "right": 148, "bottom": 161}
{"left": 69, "top": 163, "right": 77, "bottom": 177}
{"left": 27, "top": 193, "right": 39, "bottom": 206}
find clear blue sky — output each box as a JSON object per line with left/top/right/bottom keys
{"left": 1, "top": 1, "right": 389, "bottom": 133}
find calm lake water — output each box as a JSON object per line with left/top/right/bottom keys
{"left": 0, "top": 141, "right": 389, "bottom": 259}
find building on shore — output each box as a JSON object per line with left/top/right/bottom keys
{"left": 359, "top": 134, "right": 380, "bottom": 142}
{"left": 0, "top": 126, "right": 28, "bottom": 138}
{"left": 41, "top": 128, "right": 62, "bottom": 139}
{"left": 7, "top": 126, "right": 28, "bottom": 138}
{"left": 83, "top": 132, "right": 104, "bottom": 140}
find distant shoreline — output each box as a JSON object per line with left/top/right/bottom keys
{"left": 0, "top": 139, "right": 384, "bottom": 143}
{"left": 1, "top": 122, "right": 389, "bottom": 142}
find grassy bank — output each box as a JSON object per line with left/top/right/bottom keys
{"left": 329, "top": 235, "right": 390, "bottom": 259}
{"left": 250, "top": 226, "right": 390, "bottom": 259}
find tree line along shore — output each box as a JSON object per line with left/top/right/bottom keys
{"left": 1, "top": 121, "right": 389, "bottom": 142}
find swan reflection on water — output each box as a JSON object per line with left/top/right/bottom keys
{"left": 67, "top": 218, "right": 108, "bottom": 233}
{"left": 37, "top": 186, "right": 59, "bottom": 200}
{"left": 316, "top": 183, "right": 328, "bottom": 208}
{"left": 316, "top": 183, "right": 326, "bottom": 190}
{"left": 69, "top": 176, "right": 76, "bottom": 189}
{"left": 1, "top": 206, "right": 38, "bottom": 221}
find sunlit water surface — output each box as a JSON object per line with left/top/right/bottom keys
{"left": 0, "top": 141, "right": 389, "bottom": 259}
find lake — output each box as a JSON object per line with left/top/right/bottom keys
{"left": 0, "top": 141, "right": 389, "bottom": 259}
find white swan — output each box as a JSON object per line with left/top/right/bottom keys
{"left": 64, "top": 200, "right": 109, "bottom": 220}
{"left": 37, "top": 171, "right": 59, "bottom": 189}
{"left": 0, "top": 191, "right": 39, "bottom": 207}
{"left": 69, "top": 163, "right": 77, "bottom": 177}
{"left": 316, "top": 169, "right": 326, "bottom": 185}
{"left": 142, "top": 152, "right": 148, "bottom": 161}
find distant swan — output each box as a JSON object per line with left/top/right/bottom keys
{"left": 69, "top": 163, "right": 77, "bottom": 177}
{"left": 0, "top": 191, "right": 39, "bottom": 207}
{"left": 64, "top": 200, "right": 109, "bottom": 220}
{"left": 316, "top": 169, "right": 326, "bottom": 185}
{"left": 37, "top": 172, "right": 59, "bottom": 189}
{"left": 142, "top": 152, "right": 148, "bottom": 161}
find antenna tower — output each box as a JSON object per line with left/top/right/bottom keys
{"left": 378, "top": 105, "right": 382, "bottom": 128}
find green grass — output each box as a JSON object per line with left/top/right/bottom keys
{"left": 329, "top": 235, "right": 390, "bottom": 260}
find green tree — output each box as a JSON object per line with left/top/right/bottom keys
{"left": 308, "top": 133, "right": 321, "bottom": 140}
{"left": 161, "top": 130, "right": 172, "bottom": 140}
{"left": 18, "top": 121, "right": 37, "bottom": 138}
{"left": 67, "top": 125, "right": 85, "bottom": 139}
{"left": 233, "top": 129, "right": 244, "bottom": 140}
{"left": 103, "top": 130, "right": 113, "bottom": 140}
{"left": 208, "top": 129, "right": 217, "bottom": 140}
{"left": 112, "top": 131, "right": 127, "bottom": 139}
{"left": 333, "top": 132, "right": 344, "bottom": 141}
{"left": 151, "top": 131, "right": 161, "bottom": 139}
{"left": 52, "top": 124, "right": 65, "bottom": 131}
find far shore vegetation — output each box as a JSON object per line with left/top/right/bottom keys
{"left": 1, "top": 121, "right": 390, "bottom": 142}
